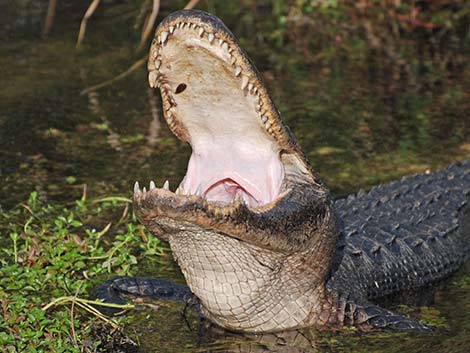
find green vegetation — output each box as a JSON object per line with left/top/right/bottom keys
{"left": 0, "top": 191, "right": 166, "bottom": 352}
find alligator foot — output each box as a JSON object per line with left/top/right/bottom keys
{"left": 358, "top": 302, "right": 432, "bottom": 332}
{"left": 95, "top": 276, "right": 200, "bottom": 313}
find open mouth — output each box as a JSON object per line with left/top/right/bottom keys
{"left": 136, "top": 10, "right": 300, "bottom": 209}
{"left": 179, "top": 136, "right": 284, "bottom": 207}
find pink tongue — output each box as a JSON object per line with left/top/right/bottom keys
{"left": 204, "top": 179, "right": 257, "bottom": 207}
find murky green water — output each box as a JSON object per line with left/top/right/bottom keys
{"left": 1, "top": 1, "right": 469, "bottom": 352}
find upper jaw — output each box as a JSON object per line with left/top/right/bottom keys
{"left": 147, "top": 9, "right": 302, "bottom": 154}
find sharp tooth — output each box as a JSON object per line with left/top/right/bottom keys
{"left": 166, "top": 107, "right": 175, "bottom": 117}
{"left": 265, "top": 121, "right": 272, "bottom": 129}
{"left": 134, "top": 181, "right": 141, "bottom": 195}
{"left": 176, "top": 185, "right": 185, "bottom": 195}
{"left": 198, "top": 27, "right": 204, "bottom": 37}
{"left": 261, "top": 115, "right": 268, "bottom": 123}
{"left": 235, "top": 66, "right": 242, "bottom": 77}
{"left": 222, "top": 42, "right": 229, "bottom": 51}
{"left": 143, "top": 186, "right": 147, "bottom": 193}
{"left": 169, "top": 25, "right": 175, "bottom": 34}
{"left": 163, "top": 180, "right": 169, "bottom": 190}
{"left": 208, "top": 33, "right": 215, "bottom": 43}
{"left": 155, "top": 60, "right": 161, "bottom": 69}
{"left": 248, "top": 83, "right": 254, "bottom": 92}
{"left": 191, "top": 23, "right": 196, "bottom": 29}
{"left": 230, "top": 56, "right": 236, "bottom": 65}
{"left": 148, "top": 70, "right": 158, "bottom": 88}
{"left": 218, "top": 39, "right": 224, "bottom": 46}
{"left": 241, "top": 76, "right": 249, "bottom": 90}
{"left": 149, "top": 180, "right": 156, "bottom": 190}
{"left": 161, "top": 31, "right": 169, "bottom": 44}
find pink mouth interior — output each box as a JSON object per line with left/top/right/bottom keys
{"left": 181, "top": 139, "right": 284, "bottom": 208}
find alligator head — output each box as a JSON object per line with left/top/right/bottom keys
{"left": 134, "top": 10, "right": 338, "bottom": 332}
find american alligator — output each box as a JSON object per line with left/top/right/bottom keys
{"left": 98, "top": 10, "right": 470, "bottom": 333}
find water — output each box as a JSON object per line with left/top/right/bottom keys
{"left": 1, "top": 1, "right": 469, "bottom": 352}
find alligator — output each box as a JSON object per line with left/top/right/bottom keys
{"left": 98, "top": 10, "right": 470, "bottom": 333}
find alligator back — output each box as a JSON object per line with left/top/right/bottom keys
{"left": 328, "top": 160, "right": 470, "bottom": 301}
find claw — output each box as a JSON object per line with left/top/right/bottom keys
{"left": 163, "top": 180, "right": 170, "bottom": 191}
{"left": 150, "top": 180, "right": 156, "bottom": 190}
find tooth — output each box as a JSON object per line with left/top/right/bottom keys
{"left": 235, "top": 66, "right": 242, "bottom": 77}
{"left": 248, "top": 83, "right": 254, "bottom": 92}
{"left": 195, "top": 184, "right": 203, "bottom": 196}
{"left": 148, "top": 70, "right": 158, "bottom": 88}
{"left": 230, "top": 56, "right": 236, "bottom": 65}
{"left": 150, "top": 180, "right": 156, "bottom": 190}
{"left": 161, "top": 31, "right": 169, "bottom": 44}
{"left": 208, "top": 33, "right": 214, "bottom": 43}
{"left": 221, "top": 42, "right": 229, "bottom": 51}
{"left": 143, "top": 186, "right": 147, "bottom": 193}
{"left": 198, "top": 27, "right": 204, "bottom": 37}
{"left": 241, "top": 76, "right": 249, "bottom": 90}
{"left": 163, "top": 180, "right": 169, "bottom": 190}
{"left": 176, "top": 185, "right": 185, "bottom": 195}
{"left": 261, "top": 115, "right": 268, "bottom": 123}
{"left": 169, "top": 26, "right": 175, "bottom": 34}
{"left": 218, "top": 39, "right": 224, "bottom": 47}
{"left": 166, "top": 107, "right": 175, "bottom": 117}
{"left": 265, "top": 121, "right": 272, "bottom": 129}
{"left": 181, "top": 22, "right": 187, "bottom": 28}
{"left": 191, "top": 23, "right": 196, "bottom": 29}
{"left": 155, "top": 60, "right": 161, "bottom": 69}
{"left": 134, "top": 181, "right": 141, "bottom": 195}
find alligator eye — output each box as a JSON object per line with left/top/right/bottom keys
{"left": 175, "top": 83, "right": 187, "bottom": 94}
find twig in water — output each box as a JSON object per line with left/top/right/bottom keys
{"left": 80, "top": 56, "right": 147, "bottom": 95}
{"left": 184, "top": 0, "right": 201, "bottom": 9}
{"left": 76, "top": 0, "right": 102, "bottom": 48}
{"left": 139, "top": 0, "right": 160, "bottom": 51}
{"left": 42, "top": 0, "right": 58, "bottom": 37}
{"left": 135, "top": 0, "right": 151, "bottom": 30}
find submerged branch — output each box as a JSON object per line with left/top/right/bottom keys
{"left": 184, "top": 0, "right": 201, "bottom": 9}
{"left": 139, "top": 0, "right": 160, "bottom": 51}
{"left": 80, "top": 56, "right": 147, "bottom": 95}
{"left": 42, "top": 0, "right": 58, "bottom": 37}
{"left": 76, "top": 0, "right": 102, "bottom": 48}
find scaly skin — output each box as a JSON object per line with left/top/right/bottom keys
{"left": 98, "top": 10, "right": 470, "bottom": 333}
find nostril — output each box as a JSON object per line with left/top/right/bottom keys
{"left": 175, "top": 83, "right": 187, "bottom": 94}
